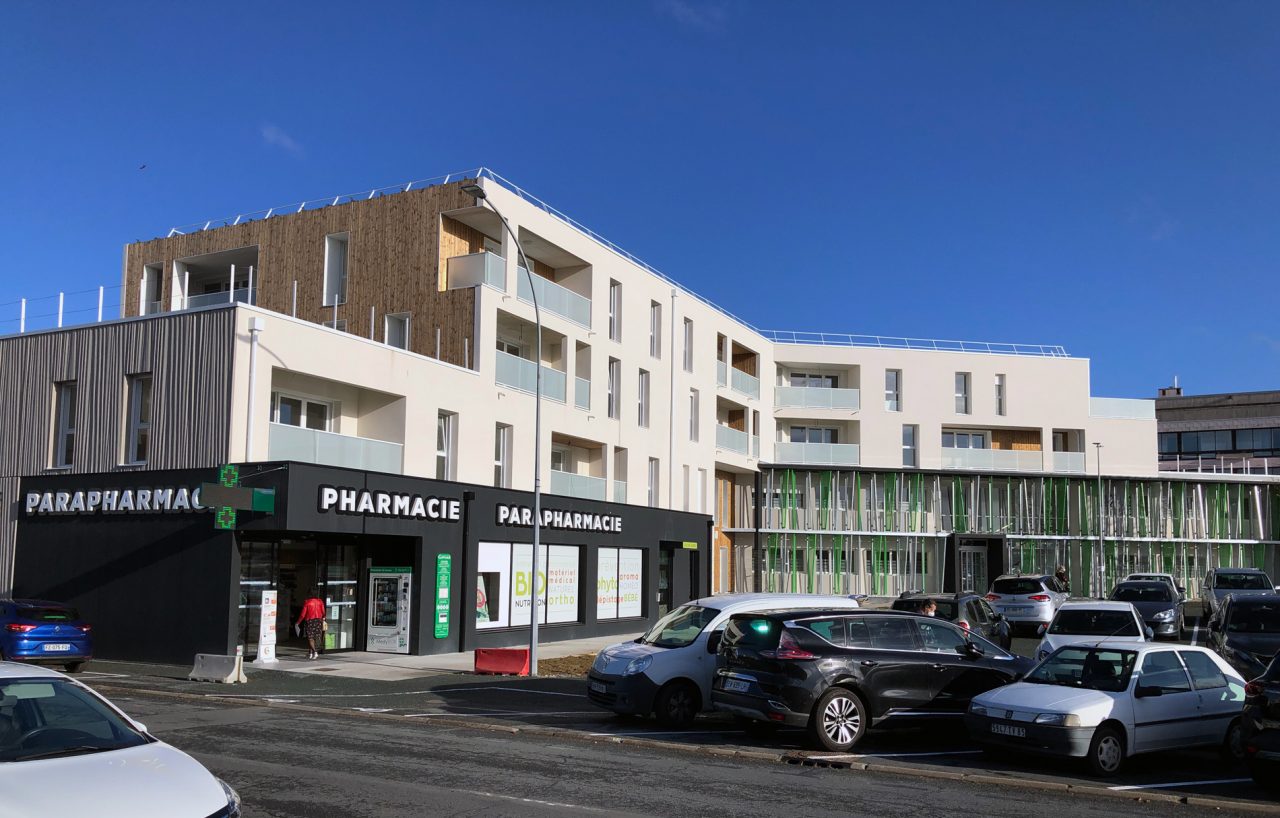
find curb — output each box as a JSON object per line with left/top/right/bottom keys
{"left": 101, "top": 684, "right": 1275, "bottom": 814}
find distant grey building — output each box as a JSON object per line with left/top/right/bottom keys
{"left": 1157, "top": 386, "right": 1280, "bottom": 475}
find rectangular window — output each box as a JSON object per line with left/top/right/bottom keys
{"left": 649, "top": 301, "right": 662, "bottom": 358}
{"left": 995, "top": 374, "right": 1006, "bottom": 416}
{"left": 596, "top": 547, "right": 644, "bottom": 620}
{"left": 638, "top": 369, "right": 650, "bottom": 428}
{"left": 476, "top": 542, "right": 582, "bottom": 629}
{"left": 436, "top": 411, "right": 456, "bottom": 480}
{"left": 696, "top": 468, "right": 707, "bottom": 514}
{"left": 1158, "top": 432, "right": 1178, "bottom": 455}
{"left": 141, "top": 264, "right": 162, "bottom": 315}
{"left": 682, "top": 465, "right": 691, "bottom": 511}
{"left": 791, "top": 373, "right": 838, "bottom": 388}
{"left": 789, "top": 426, "right": 838, "bottom": 444}
{"left": 689, "top": 389, "right": 699, "bottom": 442}
{"left": 647, "top": 457, "right": 660, "bottom": 507}
{"left": 955, "top": 372, "right": 971, "bottom": 414}
{"left": 608, "top": 280, "right": 622, "bottom": 341}
{"left": 323, "top": 233, "right": 349, "bottom": 307}
{"left": 607, "top": 358, "right": 621, "bottom": 419}
{"left": 682, "top": 318, "right": 694, "bottom": 372}
{"left": 272, "top": 393, "right": 332, "bottom": 431}
{"left": 885, "top": 369, "right": 901, "bottom": 412}
{"left": 124, "top": 375, "right": 152, "bottom": 465}
{"left": 494, "top": 423, "right": 511, "bottom": 488}
{"left": 384, "top": 313, "right": 411, "bottom": 350}
{"left": 52, "top": 381, "right": 76, "bottom": 468}
{"left": 902, "top": 424, "right": 918, "bottom": 468}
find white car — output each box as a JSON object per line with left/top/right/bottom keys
{"left": 966, "top": 643, "right": 1245, "bottom": 775}
{"left": 1034, "top": 600, "right": 1151, "bottom": 662}
{"left": 0, "top": 662, "right": 241, "bottom": 816}
{"left": 587, "top": 593, "right": 862, "bottom": 727}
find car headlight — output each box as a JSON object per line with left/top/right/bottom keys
{"left": 969, "top": 704, "right": 988, "bottom": 716}
{"left": 1034, "top": 712, "right": 1080, "bottom": 727}
{"left": 217, "top": 778, "right": 242, "bottom": 817}
{"left": 592, "top": 651, "right": 610, "bottom": 672}
{"left": 623, "top": 655, "right": 653, "bottom": 677}
{"left": 1153, "top": 609, "right": 1177, "bottom": 622}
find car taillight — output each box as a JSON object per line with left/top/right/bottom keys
{"left": 1246, "top": 680, "right": 1264, "bottom": 697}
{"left": 6, "top": 624, "right": 37, "bottom": 633}
{"left": 78, "top": 625, "right": 92, "bottom": 633}
{"left": 985, "top": 594, "right": 1001, "bottom": 601}
{"left": 957, "top": 620, "right": 970, "bottom": 631}
{"left": 762, "top": 631, "right": 817, "bottom": 661}
{"left": 1027, "top": 594, "right": 1050, "bottom": 602}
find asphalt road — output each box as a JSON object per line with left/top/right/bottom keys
{"left": 108, "top": 690, "right": 1268, "bottom": 818}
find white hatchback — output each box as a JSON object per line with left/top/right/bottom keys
{"left": 966, "top": 643, "right": 1245, "bottom": 775}
{"left": 1034, "top": 600, "right": 1151, "bottom": 662}
{"left": 0, "top": 662, "right": 241, "bottom": 817}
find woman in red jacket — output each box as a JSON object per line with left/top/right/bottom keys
{"left": 296, "top": 589, "right": 326, "bottom": 660}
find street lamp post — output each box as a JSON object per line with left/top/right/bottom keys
{"left": 1094, "top": 442, "right": 1104, "bottom": 598}
{"left": 462, "top": 181, "right": 542, "bottom": 676}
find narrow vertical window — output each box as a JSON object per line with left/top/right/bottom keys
{"left": 607, "top": 358, "right": 621, "bottom": 420}
{"left": 436, "top": 411, "right": 456, "bottom": 480}
{"left": 125, "top": 374, "right": 152, "bottom": 465}
{"left": 649, "top": 301, "right": 662, "bottom": 358}
{"left": 52, "top": 381, "right": 77, "bottom": 468}
{"left": 885, "top": 369, "right": 901, "bottom": 412}
{"left": 995, "top": 373, "right": 1006, "bottom": 416}
{"left": 647, "top": 457, "right": 660, "bottom": 507}
{"left": 323, "top": 233, "right": 349, "bottom": 307}
{"left": 682, "top": 465, "right": 691, "bottom": 511}
{"left": 689, "top": 388, "right": 700, "bottom": 442}
{"left": 903, "top": 424, "right": 918, "bottom": 468}
{"left": 955, "top": 372, "right": 971, "bottom": 414}
{"left": 494, "top": 423, "right": 511, "bottom": 488}
{"left": 385, "top": 313, "right": 411, "bottom": 350}
{"left": 638, "top": 370, "right": 651, "bottom": 428}
{"left": 682, "top": 318, "right": 694, "bottom": 372}
{"left": 608, "top": 280, "right": 622, "bottom": 342}
{"left": 141, "top": 264, "right": 162, "bottom": 315}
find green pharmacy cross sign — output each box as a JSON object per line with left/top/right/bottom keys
{"left": 201, "top": 465, "right": 276, "bottom": 530}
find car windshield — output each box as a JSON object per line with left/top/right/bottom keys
{"left": 993, "top": 578, "right": 1044, "bottom": 595}
{"left": 1025, "top": 647, "right": 1137, "bottom": 692}
{"left": 1111, "top": 585, "right": 1173, "bottom": 603}
{"left": 1227, "top": 604, "right": 1280, "bottom": 634}
{"left": 639, "top": 604, "right": 720, "bottom": 648}
{"left": 1048, "top": 609, "right": 1139, "bottom": 636}
{"left": 1215, "top": 573, "right": 1271, "bottom": 590}
{"left": 0, "top": 678, "right": 151, "bottom": 762}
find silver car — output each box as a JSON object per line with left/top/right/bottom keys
{"left": 985, "top": 574, "right": 1070, "bottom": 634}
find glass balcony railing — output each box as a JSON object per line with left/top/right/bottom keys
{"left": 550, "top": 470, "right": 607, "bottom": 501}
{"left": 942, "top": 447, "right": 1044, "bottom": 472}
{"left": 446, "top": 251, "right": 506, "bottom": 290}
{"left": 774, "top": 386, "right": 861, "bottom": 411}
{"left": 181, "top": 287, "right": 257, "bottom": 311}
{"left": 268, "top": 422, "right": 404, "bottom": 474}
{"left": 752, "top": 435, "right": 760, "bottom": 458}
{"left": 517, "top": 270, "right": 591, "bottom": 328}
{"left": 716, "top": 360, "right": 728, "bottom": 386}
{"left": 614, "top": 480, "right": 627, "bottom": 504}
{"left": 495, "top": 349, "right": 567, "bottom": 403}
{"left": 730, "top": 367, "right": 760, "bottom": 400}
{"left": 1089, "top": 397, "right": 1156, "bottom": 420}
{"left": 1053, "top": 451, "right": 1086, "bottom": 473}
{"left": 575, "top": 377, "right": 590, "bottom": 410}
{"left": 716, "top": 424, "right": 750, "bottom": 456}
{"left": 773, "top": 442, "right": 860, "bottom": 466}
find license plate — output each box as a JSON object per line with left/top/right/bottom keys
{"left": 991, "top": 722, "right": 1025, "bottom": 738}
{"left": 589, "top": 681, "right": 607, "bottom": 693}
{"left": 724, "top": 679, "right": 750, "bottom": 693}
{"left": 1004, "top": 607, "right": 1031, "bottom": 615}
{"left": 41, "top": 643, "right": 71, "bottom": 652}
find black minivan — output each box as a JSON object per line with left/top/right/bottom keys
{"left": 711, "top": 609, "right": 1034, "bottom": 751}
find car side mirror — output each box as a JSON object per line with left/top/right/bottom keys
{"left": 1036, "top": 624, "right": 1047, "bottom": 637}
{"left": 132, "top": 720, "right": 148, "bottom": 733}
{"left": 1134, "top": 685, "right": 1163, "bottom": 699}
{"left": 957, "top": 641, "right": 985, "bottom": 659}
{"left": 1274, "top": 586, "right": 1280, "bottom": 593}
{"left": 706, "top": 631, "right": 723, "bottom": 654}
{"left": 1145, "top": 626, "right": 1154, "bottom": 640}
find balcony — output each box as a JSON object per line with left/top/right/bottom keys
{"left": 773, "top": 441, "right": 861, "bottom": 467}
{"left": 575, "top": 377, "right": 590, "bottom": 411}
{"left": 550, "top": 470, "right": 607, "bottom": 501}
{"left": 1089, "top": 397, "right": 1156, "bottom": 420}
{"left": 268, "top": 423, "right": 404, "bottom": 473}
{"left": 614, "top": 480, "right": 627, "bottom": 504}
{"left": 942, "top": 447, "right": 1044, "bottom": 472}
{"left": 1053, "top": 451, "right": 1086, "bottom": 473}
{"left": 446, "top": 251, "right": 505, "bottom": 290}
{"left": 730, "top": 368, "right": 760, "bottom": 400}
{"left": 716, "top": 360, "right": 728, "bottom": 386}
{"left": 716, "top": 424, "right": 751, "bottom": 456}
{"left": 774, "top": 386, "right": 860, "bottom": 411}
{"left": 495, "top": 349, "right": 567, "bottom": 403}
{"left": 181, "top": 287, "right": 257, "bottom": 311}
{"left": 517, "top": 272, "right": 591, "bottom": 328}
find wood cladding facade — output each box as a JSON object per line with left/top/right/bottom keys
{"left": 990, "top": 429, "right": 1042, "bottom": 451}
{"left": 124, "top": 182, "right": 481, "bottom": 368}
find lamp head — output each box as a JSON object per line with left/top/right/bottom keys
{"left": 460, "top": 182, "right": 487, "bottom": 200}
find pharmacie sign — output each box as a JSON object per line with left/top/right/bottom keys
{"left": 318, "top": 485, "right": 461, "bottom": 522}
{"left": 496, "top": 504, "right": 623, "bottom": 533}
{"left": 25, "top": 485, "right": 207, "bottom": 516}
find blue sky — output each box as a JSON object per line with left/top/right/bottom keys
{"left": 2, "top": 1, "right": 1278, "bottom": 397}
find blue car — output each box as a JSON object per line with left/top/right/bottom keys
{"left": 0, "top": 598, "right": 93, "bottom": 672}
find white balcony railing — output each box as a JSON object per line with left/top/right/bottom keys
{"left": 614, "top": 480, "right": 627, "bottom": 504}
{"left": 1053, "top": 451, "right": 1086, "bottom": 473}
{"left": 182, "top": 287, "right": 257, "bottom": 311}
{"left": 575, "top": 377, "right": 590, "bottom": 410}
{"left": 1089, "top": 397, "right": 1156, "bottom": 420}
{"left": 550, "top": 470, "right": 607, "bottom": 501}
{"left": 517, "top": 271, "right": 591, "bottom": 328}
{"left": 730, "top": 367, "right": 760, "bottom": 400}
{"left": 716, "top": 424, "right": 751, "bottom": 456}
{"left": 268, "top": 423, "right": 404, "bottom": 474}
{"left": 446, "top": 251, "right": 506, "bottom": 290}
{"left": 495, "top": 349, "right": 567, "bottom": 403}
{"left": 716, "top": 360, "right": 728, "bottom": 386}
{"left": 942, "top": 447, "right": 1044, "bottom": 472}
{"left": 774, "top": 386, "right": 861, "bottom": 411}
{"left": 773, "top": 441, "right": 860, "bottom": 466}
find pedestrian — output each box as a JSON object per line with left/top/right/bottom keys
{"left": 1055, "top": 565, "right": 1071, "bottom": 595}
{"left": 920, "top": 599, "right": 937, "bottom": 617}
{"left": 296, "top": 588, "right": 326, "bottom": 660}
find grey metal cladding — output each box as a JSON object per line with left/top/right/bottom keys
{"left": 0, "top": 308, "right": 236, "bottom": 591}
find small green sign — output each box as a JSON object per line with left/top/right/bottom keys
{"left": 434, "top": 554, "right": 452, "bottom": 639}
{"left": 682, "top": 541, "right": 699, "bottom": 550}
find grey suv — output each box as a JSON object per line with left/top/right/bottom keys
{"left": 985, "top": 574, "right": 1069, "bottom": 635}
{"left": 1201, "top": 568, "right": 1278, "bottom": 618}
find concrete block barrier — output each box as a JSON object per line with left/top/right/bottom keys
{"left": 189, "top": 653, "right": 248, "bottom": 684}
{"left": 474, "top": 647, "right": 530, "bottom": 676}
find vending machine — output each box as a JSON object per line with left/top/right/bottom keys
{"left": 366, "top": 567, "right": 412, "bottom": 654}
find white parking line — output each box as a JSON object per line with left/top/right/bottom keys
{"left": 80, "top": 671, "right": 131, "bottom": 679}
{"left": 588, "top": 729, "right": 747, "bottom": 737}
{"left": 432, "top": 686, "right": 587, "bottom": 698}
{"left": 406, "top": 711, "right": 599, "bottom": 718}
{"left": 212, "top": 685, "right": 586, "bottom": 701}
{"left": 1189, "top": 624, "right": 1200, "bottom": 646}
{"left": 808, "top": 750, "right": 983, "bottom": 760}
{"left": 1108, "top": 778, "right": 1251, "bottom": 791}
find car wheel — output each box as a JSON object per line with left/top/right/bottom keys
{"left": 809, "top": 687, "right": 867, "bottom": 752}
{"left": 1087, "top": 725, "right": 1125, "bottom": 776}
{"left": 63, "top": 662, "right": 85, "bottom": 674}
{"left": 1223, "top": 718, "right": 1245, "bottom": 763}
{"left": 653, "top": 680, "right": 700, "bottom": 728}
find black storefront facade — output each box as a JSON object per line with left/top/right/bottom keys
{"left": 14, "top": 462, "right": 711, "bottom": 664}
